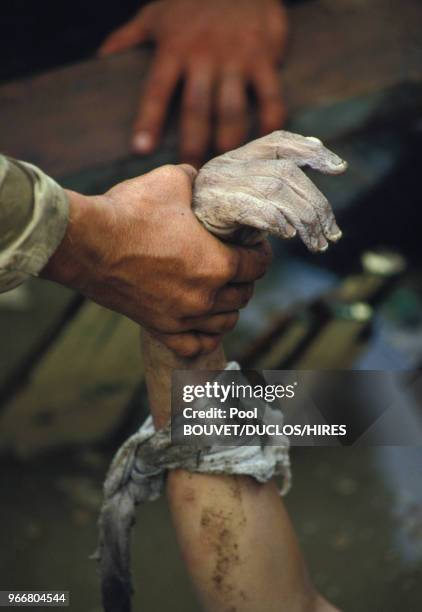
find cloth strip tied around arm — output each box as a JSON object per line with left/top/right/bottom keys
{"left": 94, "top": 362, "right": 291, "bottom": 610}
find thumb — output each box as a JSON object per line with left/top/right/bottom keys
{"left": 98, "top": 12, "right": 152, "bottom": 56}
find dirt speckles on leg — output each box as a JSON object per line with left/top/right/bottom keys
{"left": 200, "top": 487, "right": 249, "bottom": 609}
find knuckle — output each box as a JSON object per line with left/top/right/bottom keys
{"left": 207, "top": 258, "right": 235, "bottom": 287}
{"left": 200, "top": 335, "right": 221, "bottom": 354}
{"left": 161, "top": 333, "right": 202, "bottom": 358}
{"left": 159, "top": 164, "right": 193, "bottom": 189}
{"left": 319, "top": 197, "right": 332, "bottom": 215}
{"left": 300, "top": 206, "right": 318, "bottom": 226}
{"left": 220, "top": 104, "right": 243, "bottom": 121}
{"left": 280, "top": 158, "right": 296, "bottom": 173}
{"left": 157, "top": 163, "right": 177, "bottom": 176}
{"left": 305, "top": 135, "right": 324, "bottom": 149}
{"left": 269, "top": 129, "right": 284, "bottom": 142}
{"left": 221, "top": 251, "right": 239, "bottom": 281}
{"left": 158, "top": 318, "right": 183, "bottom": 334}
{"left": 176, "top": 338, "right": 202, "bottom": 358}
{"left": 188, "top": 292, "right": 214, "bottom": 316}
{"left": 182, "top": 98, "right": 206, "bottom": 115}
{"left": 144, "top": 77, "right": 167, "bottom": 100}
{"left": 161, "top": 38, "right": 184, "bottom": 55}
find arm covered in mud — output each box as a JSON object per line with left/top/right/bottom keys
{"left": 167, "top": 471, "right": 330, "bottom": 612}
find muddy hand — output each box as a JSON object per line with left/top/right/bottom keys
{"left": 193, "top": 131, "right": 347, "bottom": 252}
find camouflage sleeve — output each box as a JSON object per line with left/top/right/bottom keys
{"left": 0, "top": 155, "right": 69, "bottom": 292}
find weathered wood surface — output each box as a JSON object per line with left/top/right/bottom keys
{"left": 0, "top": 302, "right": 141, "bottom": 457}
{"left": 0, "top": 0, "right": 420, "bottom": 179}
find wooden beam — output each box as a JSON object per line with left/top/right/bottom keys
{"left": 0, "top": 0, "right": 420, "bottom": 179}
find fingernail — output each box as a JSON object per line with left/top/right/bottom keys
{"left": 285, "top": 223, "right": 297, "bottom": 238}
{"left": 318, "top": 238, "right": 329, "bottom": 252}
{"left": 329, "top": 157, "right": 348, "bottom": 173}
{"left": 132, "top": 132, "right": 154, "bottom": 153}
{"left": 329, "top": 222, "right": 343, "bottom": 241}
{"left": 306, "top": 136, "right": 322, "bottom": 145}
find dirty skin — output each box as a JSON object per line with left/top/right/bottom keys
{"left": 194, "top": 130, "right": 347, "bottom": 252}
{"left": 200, "top": 477, "right": 248, "bottom": 612}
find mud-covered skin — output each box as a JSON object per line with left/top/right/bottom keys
{"left": 193, "top": 131, "right": 348, "bottom": 252}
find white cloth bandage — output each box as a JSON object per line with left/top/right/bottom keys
{"left": 95, "top": 362, "right": 291, "bottom": 612}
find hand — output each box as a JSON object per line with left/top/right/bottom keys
{"left": 194, "top": 131, "right": 348, "bottom": 252}
{"left": 41, "top": 164, "right": 271, "bottom": 357}
{"left": 98, "top": 0, "right": 288, "bottom": 165}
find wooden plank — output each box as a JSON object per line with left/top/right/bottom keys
{"left": 285, "top": 0, "right": 422, "bottom": 108}
{"left": 0, "top": 0, "right": 420, "bottom": 179}
{"left": 0, "top": 302, "right": 142, "bottom": 457}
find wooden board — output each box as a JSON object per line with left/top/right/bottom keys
{"left": 0, "top": 302, "right": 142, "bottom": 457}
{"left": 0, "top": 0, "right": 420, "bottom": 179}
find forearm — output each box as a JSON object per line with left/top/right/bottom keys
{"left": 40, "top": 189, "right": 107, "bottom": 290}
{"left": 141, "top": 330, "right": 316, "bottom": 612}
{"left": 167, "top": 470, "right": 317, "bottom": 612}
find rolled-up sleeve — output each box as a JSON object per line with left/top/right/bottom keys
{"left": 0, "top": 155, "right": 69, "bottom": 292}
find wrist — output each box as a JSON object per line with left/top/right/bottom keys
{"left": 40, "top": 190, "right": 106, "bottom": 291}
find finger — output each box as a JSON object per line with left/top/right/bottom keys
{"left": 127, "top": 163, "right": 196, "bottom": 204}
{"left": 216, "top": 69, "right": 248, "bottom": 152}
{"left": 98, "top": 10, "right": 153, "bottom": 56}
{"left": 267, "top": 181, "right": 327, "bottom": 253}
{"left": 230, "top": 240, "right": 272, "bottom": 283}
{"left": 185, "top": 311, "right": 239, "bottom": 334}
{"left": 233, "top": 159, "right": 341, "bottom": 243}
{"left": 275, "top": 160, "right": 342, "bottom": 242}
{"left": 279, "top": 205, "right": 327, "bottom": 253}
{"left": 213, "top": 283, "right": 254, "bottom": 312}
{"left": 156, "top": 332, "right": 222, "bottom": 358}
{"left": 232, "top": 191, "right": 297, "bottom": 240}
{"left": 243, "top": 191, "right": 326, "bottom": 252}
{"left": 195, "top": 172, "right": 297, "bottom": 240}
{"left": 250, "top": 60, "right": 287, "bottom": 134}
{"left": 180, "top": 63, "right": 215, "bottom": 165}
{"left": 266, "top": 3, "right": 289, "bottom": 59}
{"left": 212, "top": 171, "right": 325, "bottom": 252}
{"left": 132, "top": 51, "right": 181, "bottom": 154}
{"left": 225, "top": 131, "right": 348, "bottom": 175}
